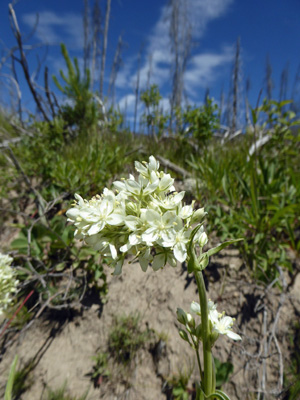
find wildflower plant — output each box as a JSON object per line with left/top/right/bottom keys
{"left": 0, "top": 253, "right": 19, "bottom": 315}
{"left": 67, "top": 156, "right": 242, "bottom": 399}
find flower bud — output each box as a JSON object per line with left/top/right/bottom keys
{"left": 195, "top": 324, "right": 202, "bottom": 340}
{"left": 186, "top": 313, "right": 195, "bottom": 329}
{"left": 177, "top": 308, "right": 187, "bottom": 325}
{"left": 179, "top": 329, "right": 190, "bottom": 343}
{"left": 198, "top": 232, "right": 208, "bottom": 248}
{"left": 126, "top": 201, "right": 138, "bottom": 215}
{"left": 210, "top": 331, "right": 219, "bottom": 345}
{"left": 190, "top": 208, "right": 206, "bottom": 224}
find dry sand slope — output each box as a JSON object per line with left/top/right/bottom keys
{"left": 0, "top": 248, "right": 299, "bottom": 400}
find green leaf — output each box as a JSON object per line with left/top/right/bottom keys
{"left": 173, "top": 387, "right": 184, "bottom": 395}
{"left": 206, "top": 239, "right": 243, "bottom": 258}
{"left": 187, "top": 224, "right": 204, "bottom": 273}
{"left": 214, "top": 389, "right": 232, "bottom": 400}
{"left": 202, "top": 390, "right": 232, "bottom": 400}
{"left": 198, "top": 253, "right": 209, "bottom": 271}
{"left": 214, "top": 357, "right": 234, "bottom": 388}
{"left": 251, "top": 108, "right": 258, "bottom": 125}
{"left": 55, "top": 262, "right": 66, "bottom": 272}
{"left": 10, "top": 238, "right": 28, "bottom": 254}
{"left": 5, "top": 355, "right": 18, "bottom": 400}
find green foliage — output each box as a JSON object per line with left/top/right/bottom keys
{"left": 106, "top": 106, "right": 124, "bottom": 132}
{"left": 140, "top": 84, "right": 162, "bottom": 109}
{"left": 108, "top": 313, "right": 151, "bottom": 365}
{"left": 4, "top": 356, "right": 18, "bottom": 400}
{"left": 140, "top": 84, "right": 168, "bottom": 138}
{"left": 166, "top": 362, "right": 194, "bottom": 400}
{"left": 4, "top": 304, "right": 32, "bottom": 330}
{"left": 11, "top": 214, "right": 108, "bottom": 306}
{"left": 11, "top": 359, "right": 34, "bottom": 399}
{"left": 190, "top": 99, "right": 299, "bottom": 284}
{"left": 53, "top": 44, "right": 98, "bottom": 131}
{"left": 46, "top": 382, "right": 88, "bottom": 400}
{"left": 48, "top": 135, "right": 124, "bottom": 197}
{"left": 91, "top": 352, "right": 111, "bottom": 386}
{"left": 214, "top": 357, "right": 234, "bottom": 389}
{"left": 5, "top": 120, "right": 131, "bottom": 202}
{"left": 178, "top": 98, "right": 219, "bottom": 145}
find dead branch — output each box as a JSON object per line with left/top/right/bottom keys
{"left": 44, "top": 66, "right": 56, "bottom": 118}
{"left": 156, "top": 155, "right": 191, "bottom": 178}
{"left": 8, "top": 3, "right": 50, "bottom": 122}
{"left": 5, "top": 145, "right": 46, "bottom": 214}
{"left": 100, "top": 0, "right": 111, "bottom": 98}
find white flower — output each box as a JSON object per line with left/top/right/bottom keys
{"left": 114, "top": 174, "right": 159, "bottom": 197}
{"left": 67, "top": 155, "right": 208, "bottom": 275}
{"left": 190, "top": 300, "right": 241, "bottom": 341}
{"left": 157, "top": 173, "right": 174, "bottom": 192}
{"left": 190, "top": 300, "right": 217, "bottom": 316}
{"left": 178, "top": 204, "right": 194, "bottom": 220}
{"left": 66, "top": 194, "right": 124, "bottom": 237}
{"left": 150, "top": 191, "right": 185, "bottom": 210}
{"left": 0, "top": 253, "right": 18, "bottom": 315}
{"left": 141, "top": 209, "right": 180, "bottom": 245}
{"left": 135, "top": 156, "right": 160, "bottom": 179}
{"left": 191, "top": 301, "right": 201, "bottom": 315}
{"left": 161, "top": 227, "right": 190, "bottom": 262}
{"left": 211, "top": 315, "right": 242, "bottom": 341}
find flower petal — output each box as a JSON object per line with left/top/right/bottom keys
{"left": 226, "top": 331, "right": 242, "bottom": 341}
{"left": 191, "top": 301, "right": 201, "bottom": 315}
{"left": 107, "top": 213, "right": 124, "bottom": 225}
{"left": 174, "top": 242, "right": 187, "bottom": 263}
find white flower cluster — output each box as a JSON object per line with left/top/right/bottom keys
{"left": 67, "top": 156, "right": 207, "bottom": 275}
{"left": 191, "top": 300, "right": 241, "bottom": 340}
{"left": 177, "top": 301, "right": 241, "bottom": 342}
{"left": 0, "top": 253, "right": 19, "bottom": 315}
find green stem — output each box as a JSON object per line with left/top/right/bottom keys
{"left": 190, "top": 334, "right": 203, "bottom": 382}
{"left": 194, "top": 270, "right": 213, "bottom": 397}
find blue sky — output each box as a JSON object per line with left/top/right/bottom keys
{"left": 0, "top": 0, "right": 299, "bottom": 125}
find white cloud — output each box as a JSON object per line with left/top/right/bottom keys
{"left": 185, "top": 45, "right": 234, "bottom": 97}
{"left": 22, "top": 11, "right": 83, "bottom": 49}
{"left": 118, "top": 93, "right": 136, "bottom": 112}
{"left": 188, "top": 0, "right": 234, "bottom": 35}
{"left": 117, "top": 0, "right": 234, "bottom": 98}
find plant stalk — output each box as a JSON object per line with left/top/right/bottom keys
{"left": 194, "top": 270, "right": 213, "bottom": 396}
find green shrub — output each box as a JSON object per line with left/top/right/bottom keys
{"left": 91, "top": 352, "right": 111, "bottom": 386}
{"left": 189, "top": 100, "right": 300, "bottom": 285}
{"left": 53, "top": 44, "right": 98, "bottom": 132}
{"left": 165, "top": 361, "right": 194, "bottom": 400}
{"left": 10, "top": 214, "right": 108, "bottom": 309}
{"left": 46, "top": 382, "right": 88, "bottom": 400}
{"left": 108, "top": 313, "right": 151, "bottom": 365}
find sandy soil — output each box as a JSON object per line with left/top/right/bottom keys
{"left": 0, "top": 247, "right": 299, "bottom": 400}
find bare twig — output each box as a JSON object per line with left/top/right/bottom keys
{"left": 44, "top": 66, "right": 56, "bottom": 118}
{"left": 8, "top": 3, "right": 50, "bottom": 122}
{"left": 156, "top": 155, "right": 191, "bottom": 178}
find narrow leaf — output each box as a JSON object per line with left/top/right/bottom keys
{"left": 5, "top": 355, "right": 18, "bottom": 400}
{"left": 206, "top": 239, "right": 243, "bottom": 258}
{"left": 215, "top": 389, "right": 232, "bottom": 400}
